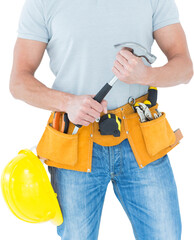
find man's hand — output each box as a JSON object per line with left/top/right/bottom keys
{"left": 112, "top": 47, "right": 149, "bottom": 85}
{"left": 65, "top": 94, "right": 107, "bottom": 126}
{"left": 112, "top": 24, "right": 193, "bottom": 88}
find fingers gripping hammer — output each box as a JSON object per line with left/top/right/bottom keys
{"left": 72, "top": 42, "right": 157, "bottom": 134}
{"left": 93, "top": 42, "right": 156, "bottom": 104}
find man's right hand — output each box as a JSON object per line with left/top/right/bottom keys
{"left": 65, "top": 94, "right": 108, "bottom": 126}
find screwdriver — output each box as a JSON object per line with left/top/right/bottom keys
{"left": 143, "top": 86, "right": 158, "bottom": 108}
{"left": 134, "top": 87, "right": 158, "bottom": 109}
{"left": 61, "top": 113, "right": 69, "bottom": 133}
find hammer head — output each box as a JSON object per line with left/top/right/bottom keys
{"left": 114, "top": 42, "right": 156, "bottom": 64}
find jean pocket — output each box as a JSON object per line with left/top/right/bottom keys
{"left": 37, "top": 124, "right": 78, "bottom": 166}
{"left": 140, "top": 112, "right": 176, "bottom": 156}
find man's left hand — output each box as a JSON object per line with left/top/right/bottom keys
{"left": 112, "top": 47, "right": 150, "bottom": 85}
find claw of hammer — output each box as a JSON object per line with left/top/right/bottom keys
{"left": 114, "top": 42, "right": 157, "bottom": 64}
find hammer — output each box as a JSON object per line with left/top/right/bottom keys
{"left": 72, "top": 42, "right": 157, "bottom": 134}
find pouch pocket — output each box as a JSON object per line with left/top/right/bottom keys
{"left": 36, "top": 124, "right": 78, "bottom": 166}
{"left": 140, "top": 112, "right": 176, "bottom": 156}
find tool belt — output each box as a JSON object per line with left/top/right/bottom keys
{"left": 36, "top": 94, "right": 183, "bottom": 172}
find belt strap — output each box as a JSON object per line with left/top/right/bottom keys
{"left": 170, "top": 129, "right": 183, "bottom": 148}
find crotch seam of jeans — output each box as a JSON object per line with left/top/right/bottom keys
{"left": 110, "top": 145, "right": 123, "bottom": 179}
{"left": 118, "top": 143, "right": 124, "bottom": 176}
{"left": 108, "top": 146, "right": 114, "bottom": 174}
{"left": 112, "top": 180, "right": 139, "bottom": 240}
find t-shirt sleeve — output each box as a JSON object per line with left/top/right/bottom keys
{"left": 17, "top": 0, "right": 49, "bottom": 43}
{"left": 152, "top": 0, "right": 180, "bottom": 32}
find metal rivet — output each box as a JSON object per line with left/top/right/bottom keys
{"left": 123, "top": 116, "right": 125, "bottom": 119}
{"left": 95, "top": 118, "right": 100, "bottom": 122}
{"left": 140, "top": 164, "right": 144, "bottom": 168}
{"left": 90, "top": 134, "right": 93, "bottom": 137}
{"left": 126, "top": 131, "right": 129, "bottom": 134}
{"left": 87, "top": 169, "right": 90, "bottom": 172}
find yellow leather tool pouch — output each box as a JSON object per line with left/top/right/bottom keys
{"left": 36, "top": 112, "right": 93, "bottom": 172}
{"left": 140, "top": 112, "right": 176, "bottom": 156}
{"left": 37, "top": 123, "right": 78, "bottom": 166}
{"left": 124, "top": 105, "right": 183, "bottom": 168}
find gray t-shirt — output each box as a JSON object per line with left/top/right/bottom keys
{"left": 17, "top": 0, "right": 179, "bottom": 110}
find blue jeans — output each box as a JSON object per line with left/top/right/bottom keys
{"left": 48, "top": 138, "right": 181, "bottom": 240}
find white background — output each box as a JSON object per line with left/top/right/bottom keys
{"left": 0, "top": 0, "right": 193, "bottom": 239}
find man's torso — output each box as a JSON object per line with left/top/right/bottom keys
{"left": 45, "top": 0, "right": 155, "bottom": 109}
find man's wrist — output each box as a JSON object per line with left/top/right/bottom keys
{"left": 140, "top": 66, "right": 158, "bottom": 86}
{"left": 48, "top": 88, "right": 73, "bottom": 112}
{"left": 57, "top": 91, "right": 73, "bottom": 113}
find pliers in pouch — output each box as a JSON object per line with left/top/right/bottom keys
{"left": 134, "top": 102, "right": 153, "bottom": 123}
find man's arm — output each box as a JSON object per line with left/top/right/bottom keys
{"left": 9, "top": 38, "right": 69, "bottom": 111}
{"left": 112, "top": 23, "right": 193, "bottom": 87}
{"left": 148, "top": 23, "right": 193, "bottom": 87}
{"left": 10, "top": 38, "right": 107, "bottom": 126}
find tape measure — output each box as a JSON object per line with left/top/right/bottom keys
{"left": 99, "top": 113, "right": 121, "bottom": 137}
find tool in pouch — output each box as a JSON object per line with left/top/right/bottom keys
{"left": 52, "top": 112, "right": 69, "bottom": 133}
{"left": 71, "top": 42, "right": 157, "bottom": 135}
{"left": 130, "top": 86, "right": 158, "bottom": 123}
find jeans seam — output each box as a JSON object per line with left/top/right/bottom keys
{"left": 110, "top": 146, "right": 114, "bottom": 174}
{"left": 118, "top": 142, "right": 123, "bottom": 176}
{"left": 112, "top": 143, "right": 123, "bottom": 178}
{"left": 113, "top": 180, "right": 139, "bottom": 240}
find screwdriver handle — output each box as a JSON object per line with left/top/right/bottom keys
{"left": 74, "top": 83, "right": 112, "bottom": 129}
{"left": 143, "top": 87, "right": 158, "bottom": 108}
{"left": 63, "top": 113, "right": 69, "bottom": 133}
{"left": 148, "top": 87, "right": 157, "bottom": 107}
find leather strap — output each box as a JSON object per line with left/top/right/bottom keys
{"left": 170, "top": 129, "right": 183, "bottom": 148}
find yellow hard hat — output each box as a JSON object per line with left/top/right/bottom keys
{"left": 1, "top": 149, "right": 63, "bottom": 226}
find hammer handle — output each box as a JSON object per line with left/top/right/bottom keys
{"left": 74, "top": 83, "right": 112, "bottom": 129}
{"left": 93, "top": 83, "right": 112, "bottom": 103}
